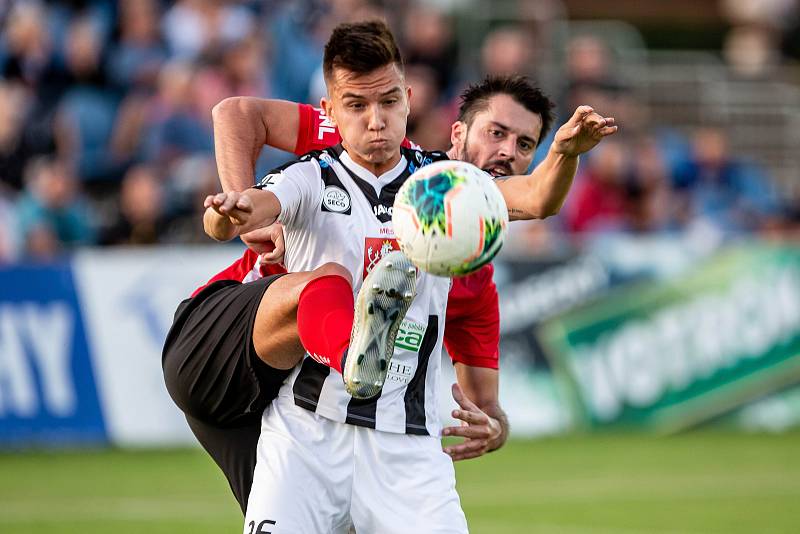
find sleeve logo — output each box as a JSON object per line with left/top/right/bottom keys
{"left": 258, "top": 173, "right": 284, "bottom": 188}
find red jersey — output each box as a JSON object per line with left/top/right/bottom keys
{"left": 197, "top": 104, "right": 500, "bottom": 369}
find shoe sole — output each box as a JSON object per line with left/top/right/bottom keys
{"left": 343, "top": 251, "right": 416, "bottom": 399}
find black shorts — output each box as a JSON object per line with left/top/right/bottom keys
{"left": 162, "top": 275, "right": 291, "bottom": 428}
{"left": 162, "top": 276, "right": 291, "bottom": 512}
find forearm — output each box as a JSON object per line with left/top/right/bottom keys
{"left": 529, "top": 147, "right": 579, "bottom": 217}
{"left": 453, "top": 363, "right": 507, "bottom": 451}
{"left": 203, "top": 208, "right": 238, "bottom": 241}
{"left": 203, "top": 189, "right": 282, "bottom": 241}
{"left": 497, "top": 147, "right": 579, "bottom": 221}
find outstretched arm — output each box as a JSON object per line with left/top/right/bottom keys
{"left": 495, "top": 105, "right": 618, "bottom": 221}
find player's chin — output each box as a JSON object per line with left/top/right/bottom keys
{"left": 361, "top": 143, "right": 400, "bottom": 162}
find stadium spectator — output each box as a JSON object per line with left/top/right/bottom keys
{"left": 723, "top": 25, "right": 781, "bottom": 79}
{"left": 193, "top": 35, "right": 268, "bottom": 123}
{"left": 566, "top": 35, "right": 614, "bottom": 87}
{"left": 565, "top": 139, "right": 628, "bottom": 233}
{"left": 107, "top": 0, "right": 167, "bottom": 90}
{"left": 0, "top": 1, "right": 52, "bottom": 88}
{"left": 140, "top": 60, "right": 213, "bottom": 164}
{"left": 98, "top": 164, "right": 167, "bottom": 246}
{"left": 161, "top": 0, "right": 256, "bottom": 60}
{"left": 481, "top": 26, "right": 536, "bottom": 79}
{"left": 404, "top": 64, "right": 452, "bottom": 150}
{"left": 52, "top": 15, "right": 120, "bottom": 183}
{"left": 402, "top": 4, "right": 457, "bottom": 94}
{"left": 0, "top": 80, "right": 36, "bottom": 192}
{"left": 672, "top": 127, "right": 779, "bottom": 233}
{"left": 15, "top": 156, "right": 95, "bottom": 259}
{"left": 625, "top": 136, "right": 674, "bottom": 233}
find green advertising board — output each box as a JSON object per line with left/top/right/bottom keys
{"left": 538, "top": 245, "right": 800, "bottom": 433}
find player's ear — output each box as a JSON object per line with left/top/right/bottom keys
{"left": 320, "top": 97, "right": 336, "bottom": 125}
{"left": 451, "top": 121, "right": 466, "bottom": 151}
{"left": 405, "top": 85, "right": 412, "bottom": 115}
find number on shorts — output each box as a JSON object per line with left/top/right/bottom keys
{"left": 248, "top": 519, "right": 277, "bottom": 534}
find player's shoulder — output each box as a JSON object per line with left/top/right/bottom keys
{"left": 254, "top": 148, "right": 333, "bottom": 189}
{"left": 401, "top": 145, "right": 450, "bottom": 168}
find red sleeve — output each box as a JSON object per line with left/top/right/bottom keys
{"left": 443, "top": 264, "right": 500, "bottom": 369}
{"left": 191, "top": 249, "right": 287, "bottom": 297}
{"left": 294, "top": 104, "right": 342, "bottom": 155}
{"left": 294, "top": 103, "right": 414, "bottom": 154}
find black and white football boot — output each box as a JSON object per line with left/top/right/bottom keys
{"left": 343, "top": 250, "right": 417, "bottom": 399}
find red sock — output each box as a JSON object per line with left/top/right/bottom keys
{"left": 296, "top": 274, "right": 353, "bottom": 373}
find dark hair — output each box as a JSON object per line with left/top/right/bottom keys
{"left": 457, "top": 76, "right": 555, "bottom": 142}
{"left": 323, "top": 20, "right": 403, "bottom": 82}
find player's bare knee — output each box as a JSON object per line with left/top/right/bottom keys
{"left": 313, "top": 262, "right": 352, "bottom": 286}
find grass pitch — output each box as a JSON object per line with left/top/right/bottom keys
{"left": 1, "top": 432, "right": 798, "bottom": 533}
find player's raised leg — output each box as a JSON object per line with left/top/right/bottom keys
{"left": 343, "top": 250, "right": 416, "bottom": 398}
{"left": 252, "top": 261, "right": 354, "bottom": 370}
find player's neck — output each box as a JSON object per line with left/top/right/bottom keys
{"left": 341, "top": 144, "right": 402, "bottom": 178}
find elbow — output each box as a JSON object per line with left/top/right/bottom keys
{"left": 212, "top": 96, "right": 250, "bottom": 125}
{"left": 541, "top": 202, "right": 563, "bottom": 219}
{"left": 525, "top": 197, "right": 562, "bottom": 220}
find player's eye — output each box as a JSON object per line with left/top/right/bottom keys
{"left": 489, "top": 129, "right": 503, "bottom": 138}
{"left": 348, "top": 102, "right": 365, "bottom": 110}
{"left": 383, "top": 98, "right": 398, "bottom": 106}
{"left": 518, "top": 140, "right": 533, "bottom": 151}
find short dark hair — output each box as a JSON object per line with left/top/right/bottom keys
{"left": 457, "top": 76, "right": 555, "bottom": 142}
{"left": 323, "top": 20, "right": 403, "bottom": 82}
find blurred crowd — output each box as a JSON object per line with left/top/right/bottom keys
{"left": 0, "top": 0, "right": 799, "bottom": 262}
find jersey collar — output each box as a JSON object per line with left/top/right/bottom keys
{"left": 334, "top": 144, "right": 407, "bottom": 196}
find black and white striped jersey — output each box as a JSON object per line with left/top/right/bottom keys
{"left": 257, "top": 144, "right": 451, "bottom": 436}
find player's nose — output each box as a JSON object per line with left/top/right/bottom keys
{"left": 367, "top": 104, "right": 385, "bottom": 131}
{"left": 498, "top": 137, "right": 516, "bottom": 159}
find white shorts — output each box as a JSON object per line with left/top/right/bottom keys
{"left": 244, "top": 394, "right": 468, "bottom": 534}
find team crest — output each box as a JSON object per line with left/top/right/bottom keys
{"left": 363, "top": 237, "right": 400, "bottom": 278}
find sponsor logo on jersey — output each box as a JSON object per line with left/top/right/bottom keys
{"left": 386, "top": 359, "right": 415, "bottom": 385}
{"left": 363, "top": 237, "right": 400, "bottom": 278}
{"left": 316, "top": 108, "right": 337, "bottom": 140}
{"left": 322, "top": 185, "right": 351, "bottom": 213}
{"left": 372, "top": 204, "right": 393, "bottom": 218}
{"left": 395, "top": 320, "right": 426, "bottom": 352}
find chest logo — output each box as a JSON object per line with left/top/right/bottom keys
{"left": 322, "top": 185, "right": 351, "bottom": 213}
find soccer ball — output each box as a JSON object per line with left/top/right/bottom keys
{"left": 392, "top": 160, "right": 509, "bottom": 277}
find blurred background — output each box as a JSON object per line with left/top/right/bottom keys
{"left": 1, "top": 0, "right": 799, "bottom": 532}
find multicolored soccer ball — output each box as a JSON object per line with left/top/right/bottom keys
{"left": 392, "top": 160, "right": 509, "bottom": 277}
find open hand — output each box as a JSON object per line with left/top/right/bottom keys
{"left": 442, "top": 383, "right": 502, "bottom": 461}
{"left": 552, "top": 105, "right": 618, "bottom": 157}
